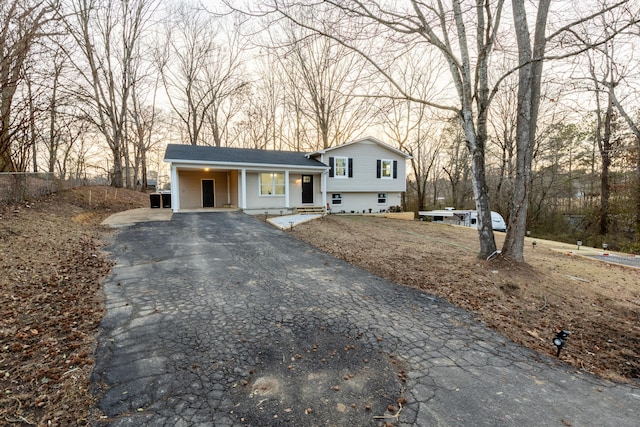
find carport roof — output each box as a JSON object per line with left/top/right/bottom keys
{"left": 164, "top": 144, "right": 328, "bottom": 169}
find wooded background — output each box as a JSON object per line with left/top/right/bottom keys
{"left": 2, "top": 0, "right": 640, "bottom": 256}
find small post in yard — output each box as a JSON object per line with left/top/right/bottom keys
{"left": 553, "top": 330, "right": 570, "bottom": 357}
{"left": 89, "top": 190, "right": 92, "bottom": 205}
{"left": 577, "top": 240, "right": 582, "bottom": 250}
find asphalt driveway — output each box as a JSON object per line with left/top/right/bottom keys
{"left": 93, "top": 212, "right": 640, "bottom": 426}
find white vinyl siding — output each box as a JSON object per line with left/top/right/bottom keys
{"left": 329, "top": 192, "right": 402, "bottom": 213}
{"left": 324, "top": 140, "right": 406, "bottom": 193}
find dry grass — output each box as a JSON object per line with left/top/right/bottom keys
{"left": 291, "top": 215, "right": 640, "bottom": 383}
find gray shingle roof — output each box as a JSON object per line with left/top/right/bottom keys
{"left": 164, "top": 144, "right": 328, "bottom": 168}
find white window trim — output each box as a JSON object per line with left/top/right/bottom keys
{"left": 381, "top": 159, "right": 393, "bottom": 179}
{"left": 331, "top": 193, "right": 342, "bottom": 205}
{"left": 377, "top": 193, "right": 387, "bottom": 204}
{"left": 334, "top": 156, "right": 348, "bottom": 179}
{"left": 259, "top": 172, "right": 285, "bottom": 197}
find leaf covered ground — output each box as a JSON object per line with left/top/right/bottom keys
{"left": 0, "top": 186, "right": 149, "bottom": 426}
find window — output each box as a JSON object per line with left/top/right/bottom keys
{"left": 259, "top": 173, "right": 285, "bottom": 196}
{"left": 377, "top": 193, "right": 387, "bottom": 204}
{"left": 329, "top": 157, "right": 353, "bottom": 178}
{"left": 335, "top": 157, "right": 348, "bottom": 177}
{"left": 377, "top": 159, "right": 397, "bottom": 179}
{"left": 382, "top": 160, "right": 392, "bottom": 178}
{"left": 332, "top": 193, "right": 342, "bottom": 205}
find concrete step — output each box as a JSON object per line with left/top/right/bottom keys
{"left": 295, "top": 206, "right": 325, "bottom": 214}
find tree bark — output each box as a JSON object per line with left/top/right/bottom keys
{"left": 501, "top": 0, "right": 550, "bottom": 262}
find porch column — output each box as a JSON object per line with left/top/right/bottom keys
{"left": 170, "top": 164, "right": 180, "bottom": 212}
{"left": 226, "top": 171, "right": 231, "bottom": 204}
{"left": 240, "top": 168, "right": 247, "bottom": 209}
{"left": 285, "top": 170, "right": 290, "bottom": 208}
{"left": 321, "top": 171, "right": 327, "bottom": 212}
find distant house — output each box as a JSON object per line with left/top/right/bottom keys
{"left": 163, "top": 136, "right": 411, "bottom": 214}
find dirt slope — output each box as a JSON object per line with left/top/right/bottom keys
{"left": 0, "top": 187, "right": 149, "bottom": 426}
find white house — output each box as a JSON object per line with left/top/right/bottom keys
{"left": 307, "top": 137, "right": 412, "bottom": 213}
{"left": 163, "top": 137, "right": 411, "bottom": 214}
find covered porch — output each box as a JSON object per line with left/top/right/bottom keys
{"left": 169, "top": 164, "right": 328, "bottom": 214}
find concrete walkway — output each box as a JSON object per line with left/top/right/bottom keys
{"left": 93, "top": 212, "right": 640, "bottom": 426}
{"left": 101, "top": 207, "right": 173, "bottom": 228}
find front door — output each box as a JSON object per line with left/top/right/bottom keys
{"left": 301, "top": 175, "right": 314, "bottom": 204}
{"left": 202, "top": 179, "right": 215, "bottom": 207}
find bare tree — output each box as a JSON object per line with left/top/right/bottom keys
{"left": 500, "top": 0, "right": 552, "bottom": 260}
{"left": 158, "top": 2, "right": 247, "bottom": 147}
{"left": 63, "top": 0, "right": 156, "bottom": 187}
{"left": 232, "top": 53, "right": 285, "bottom": 150}
{"left": 441, "top": 118, "right": 472, "bottom": 209}
{"left": 602, "top": 41, "right": 640, "bottom": 231}
{"left": 0, "top": 0, "right": 59, "bottom": 171}
{"left": 384, "top": 97, "right": 443, "bottom": 211}
{"left": 612, "top": 99, "right": 640, "bottom": 232}
{"left": 488, "top": 76, "right": 518, "bottom": 217}
{"left": 273, "top": 21, "right": 376, "bottom": 150}
{"left": 236, "top": 0, "right": 503, "bottom": 258}
{"left": 564, "top": 4, "right": 640, "bottom": 235}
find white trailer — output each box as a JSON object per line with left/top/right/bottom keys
{"left": 418, "top": 209, "right": 507, "bottom": 232}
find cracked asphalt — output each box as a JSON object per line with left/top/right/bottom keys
{"left": 93, "top": 212, "right": 640, "bottom": 426}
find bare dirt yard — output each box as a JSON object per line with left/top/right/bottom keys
{"left": 1, "top": 190, "right": 638, "bottom": 426}
{"left": 290, "top": 215, "right": 640, "bottom": 384}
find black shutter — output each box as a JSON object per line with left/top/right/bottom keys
{"left": 376, "top": 159, "right": 381, "bottom": 178}
{"left": 393, "top": 160, "right": 398, "bottom": 179}
{"left": 329, "top": 157, "right": 334, "bottom": 177}
{"left": 348, "top": 158, "right": 353, "bottom": 178}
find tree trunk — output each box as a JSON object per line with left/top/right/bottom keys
{"left": 599, "top": 97, "right": 614, "bottom": 235}
{"left": 502, "top": 0, "right": 550, "bottom": 262}
{"left": 460, "top": 111, "right": 497, "bottom": 258}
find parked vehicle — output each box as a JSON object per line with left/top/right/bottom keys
{"left": 418, "top": 209, "right": 507, "bottom": 232}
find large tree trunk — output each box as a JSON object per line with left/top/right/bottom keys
{"left": 461, "top": 112, "right": 497, "bottom": 259}
{"left": 502, "top": 0, "right": 550, "bottom": 262}
{"left": 599, "top": 97, "right": 614, "bottom": 235}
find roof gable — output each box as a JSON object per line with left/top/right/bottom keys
{"left": 307, "top": 136, "right": 412, "bottom": 159}
{"left": 164, "top": 144, "right": 328, "bottom": 169}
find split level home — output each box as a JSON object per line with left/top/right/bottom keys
{"left": 163, "top": 136, "right": 412, "bottom": 214}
